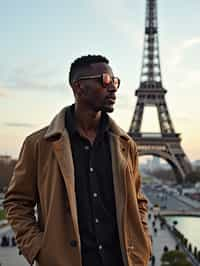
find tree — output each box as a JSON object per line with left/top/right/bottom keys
{"left": 185, "top": 171, "right": 200, "bottom": 184}
{"left": 145, "top": 167, "right": 176, "bottom": 183}
{"left": 0, "top": 159, "right": 17, "bottom": 191}
{"left": 161, "top": 250, "right": 192, "bottom": 266}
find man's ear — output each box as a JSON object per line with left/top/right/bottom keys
{"left": 72, "top": 81, "right": 83, "bottom": 98}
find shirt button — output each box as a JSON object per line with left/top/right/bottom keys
{"left": 84, "top": 145, "right": 89, "bottom": 150}
{"left": 93, "top": 193, "right": 98, "bottom": 198}
{"left": 98, "top": 244, "right": 103, "bottom": 250}
{"left": 95, "top": 218, "right": 99, "bottom": 223}
{"left": 90, "top": 167, "right": 94, "bottom": 172}
{"left": 70, "top": 240, "right": 77, "bottom": 247}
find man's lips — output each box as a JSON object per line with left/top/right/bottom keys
{"left": 106, "top": 95, "right": 116, "bottom": 101}
{"left": 106, "top": 97, "right": 116, "bottom": 104}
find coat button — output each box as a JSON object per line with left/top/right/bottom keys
{"left": 70, "top": 240, "right": 77, "bottom": 247}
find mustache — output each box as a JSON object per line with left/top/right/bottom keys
{"left": 106, "top": 94, "right": 116, "bottom": 100}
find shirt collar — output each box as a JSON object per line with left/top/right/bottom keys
{"left": 65, "top": 104, "right": 109, "bottom": 138}
{"left": 44, "top": 105, "right": 130, "bottom": 142}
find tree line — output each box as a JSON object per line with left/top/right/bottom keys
{"left": 145, "top": 166, "right": 200, "bottom": 184}
{"left": 0, "top": 159, "right": 17, "bottom": 192}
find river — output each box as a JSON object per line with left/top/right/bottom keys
{"left": 166, "top": 216, "right": 200, "bottom": 249}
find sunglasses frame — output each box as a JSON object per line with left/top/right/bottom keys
{"left": 75, "top": 73, "right": 120, "bottom": 89}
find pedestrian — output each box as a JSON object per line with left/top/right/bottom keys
{"left": 151, "top": 255, "right": 155, "bottom": 266}
{"left": 150, "top": 234, "right": 153, "bottom": 244}
{"left": 160, "top": 220, "right": 165, "bottom": 230}
{"left": 152, "top": 220, "right": 156, "bottom": 227}
{"left": 3, "top": 55, "right": 151, "bottom": 266}
{"left": 11, "top": 236, "right": 16, "bottom": 247}
{"left": 1, "top": 235, "right": 9, "bottom": 247}
{"left": 175, "top": 244, "right": 179, "bottom": 250}
{"left": 163, "top": 245, "right": 169, "bottom": 252}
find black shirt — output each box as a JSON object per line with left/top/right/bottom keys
{"left": 65, "top": 105, "right": 124, "bottom": 266}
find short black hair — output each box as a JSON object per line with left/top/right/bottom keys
{"left": 69, "top": 55, "right": 109, "bottom": 86}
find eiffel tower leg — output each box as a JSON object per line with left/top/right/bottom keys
{"left": 167, "top": 143, "right": 193, "bottom": 182}
{"left": 157, "top": 102, "right": 175, "bottom": 134}
{"left": 175, "top": 154, "right": 193, "bottom": 178}
{"left": 129, "top": 101, "right": 144, "bottom": 134}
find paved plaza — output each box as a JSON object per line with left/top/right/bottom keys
{"left": 0, "top": 184, "right": 199, "bottom": 266}
{"left": 0, "top": 245, "right": 28, "bottom": 266}
{"left": 0, "top": 226, "right": 29, "bottom": 266}
{"left": 0, "top": 218, "right": 179, "bottom": 266}
{"left": 147, "top": 211, "right": 177, "bottom": 266}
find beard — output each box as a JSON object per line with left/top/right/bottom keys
{"left": 101, "top": 106, "right": 114, "bottom": 113}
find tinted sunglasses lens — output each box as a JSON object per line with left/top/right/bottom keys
{"left": 102, "top": 73, "right": 112, "bottom": 86}
{"left": 102, "top": 74, "right": 120, "bottom": 88}
{"left": 113, "top": 77, "right": 120, "bottom": 88}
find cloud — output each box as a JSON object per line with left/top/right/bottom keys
{"left": 179, "top": 70, "right": 200, "bottom": 88}
{"left": 115, "top": 90, "right": 134, "bottom": 109}
{"left": 0, "top": 61, "right": 68, "bottom": 92}
{"left": 12, "top": 79, "right": 67, "bottom": 91}
{"left": 0, "top": 90, "right": 7, "bottom": 97}
{"left": 160, "top": 36, "right": 200, "bottom": 106}
{"left": 2, "top": 74, "right": 68, "bottom": 92}
{"left": 89, "top": 0, "right": 144, "bottom": 48}
{"left": 4, "top": 122, "right": 35, "bottom": 128}
{"left": 183, "top": 37, "right": 200, "bottom": 49}
{"left": 0, "top": 85, "right": 10, "bottom": 97}
{"left": 1, "top": 78, "right": 67, "bottom": 92}
{"left": 164, "top": 36, "right": 200, "bottom": 70}
{"left": 173, "top": 116, "right": 193, "bottom": 123}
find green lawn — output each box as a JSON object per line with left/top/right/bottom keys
{"left": 142, "top": 175, "right": 154, "bottom": 184}
{"left": 0, "top": 209, "right": 6, "bottom": 220}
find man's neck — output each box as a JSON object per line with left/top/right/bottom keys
{"left": 74, "top": 103, "right": 101, "bottom": 143}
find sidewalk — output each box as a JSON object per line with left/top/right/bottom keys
{"left": 0, "top": 225, "right": 29, "bottom": 266}
{"left": 148, "top": 212, "right": 177, "bottom": 266}
{"left": 0, "top": 246, "right": 28, "bottom": 266}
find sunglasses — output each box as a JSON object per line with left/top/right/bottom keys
{"left": 75, "top": 73, "right": 120, "bottom": 89}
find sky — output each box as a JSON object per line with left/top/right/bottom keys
{"left": 0, "top": 0, "right": 200, "bottom": 162}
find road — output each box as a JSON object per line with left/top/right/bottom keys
{"left": 143, "top": 185, "right": 194, "bottom": 212}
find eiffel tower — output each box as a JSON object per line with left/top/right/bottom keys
{"left": 128, "top": 0, "right": 192, "bottom": 182}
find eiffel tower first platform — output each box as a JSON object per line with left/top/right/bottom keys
{"left": 128, "top": 0, "right": 192, "bottom": 182}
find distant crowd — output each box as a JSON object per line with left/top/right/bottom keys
{"left": 0, "top": 235, "right": 16, "bottom": 247}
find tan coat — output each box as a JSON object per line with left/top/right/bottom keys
{"left": 4, "top": 106, "right": 151, "bottom": 266}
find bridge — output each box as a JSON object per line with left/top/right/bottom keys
{"left": 161, "top": 210, "right": 200, "bottom": 217}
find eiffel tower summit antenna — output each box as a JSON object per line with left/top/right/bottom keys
{"left": 128, "top": 0, "right": 192, "bottom": 182}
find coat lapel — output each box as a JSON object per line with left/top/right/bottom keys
{"left": 110, "top": 133, "right": 129, "bottom": 266}
{"left": 53, "top": 130, "right": 80, "bottom": 246}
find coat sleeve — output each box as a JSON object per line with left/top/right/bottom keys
{"left": 130, "top": 140, "right": 152, "bottom": 243}
{"left": 3, "top": 136, "right": 43, "bottom": 265}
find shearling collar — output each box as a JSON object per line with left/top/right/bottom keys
{"left": 44, "top": 105, "right": 130, "bottom": 141}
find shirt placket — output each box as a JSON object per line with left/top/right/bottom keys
{"left": 88, "top": 140, "right": 106, "bottom": 262}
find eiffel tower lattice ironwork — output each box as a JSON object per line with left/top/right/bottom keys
{"left": 128, "top": 0, "right": 192, "bottom": 182}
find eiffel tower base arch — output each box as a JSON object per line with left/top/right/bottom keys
{"left": 129, "top": 133, "right": 192, "bottom": 183}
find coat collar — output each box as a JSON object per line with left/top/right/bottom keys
{"left": 44, "top": 105, "right": 130, "bottom": 142}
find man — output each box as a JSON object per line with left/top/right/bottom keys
{"left": 4, "top": 55, "right": 151, "bottom": 266}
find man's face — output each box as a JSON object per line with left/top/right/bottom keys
{"left": 75, "top": 62, "right": 118, "bottom": 113}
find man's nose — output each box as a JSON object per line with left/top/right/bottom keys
{"left": 107, "top": 83, "right": 117, "bottom": 92}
